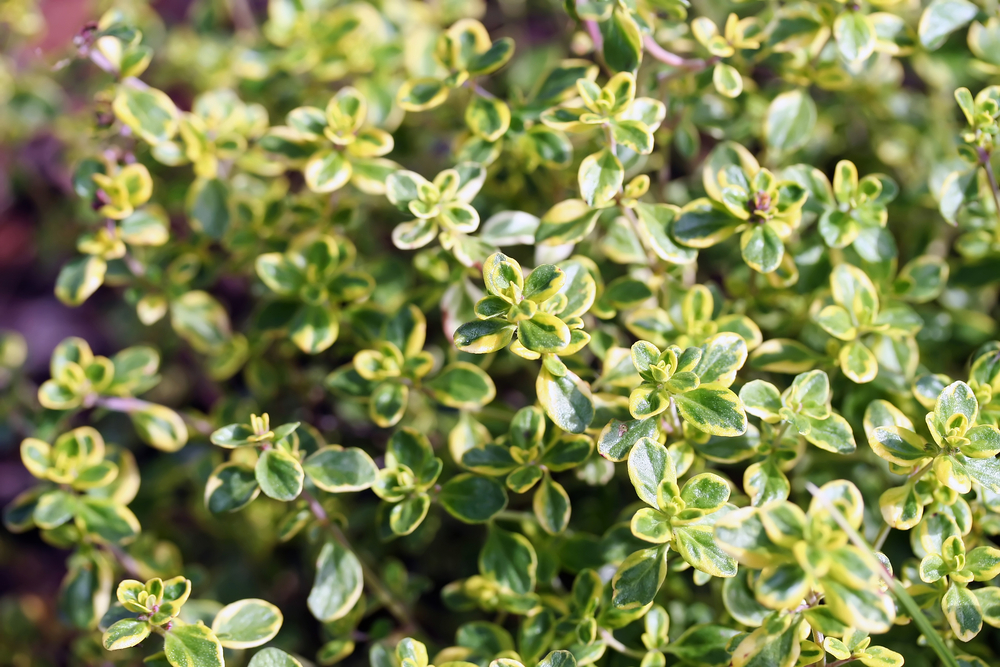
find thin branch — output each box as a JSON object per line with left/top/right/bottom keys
{"left": 978, "top": 147, "right": 1000, "bottom": 243}
{"left": 600, "top": 629, "right": 646, "bottom": 659}
{"left": 302, "top": 490, "right": 419, "bottom": 635}
{"left": 643, "top": 35, "right": 709, "bottom": 71}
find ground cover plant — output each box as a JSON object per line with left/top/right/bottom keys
{"left": 7, "top": 0, "right": 1000, "bottom": 666}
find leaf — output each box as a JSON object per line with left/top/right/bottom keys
{"left": 249, "top": 648, "right": 303, "bottom": 667}
{"left": 628, "top": 438, "right": 672, "bottom": 507}
{"left": 834, "top": 11, "right": 876, "bottom": 62}
{"left": 919, "top": 0, "right": 978, "bottom": 50}
{"left": 612, "top": 547, "right": 666, "bottom": 609}
{"left": 480, "top": 524, "right": 537, "bottom": 594}
{"left": 397, "top": 78, "right": 449, "bottom": 111}
{"left": 598, "top": 417, "right": 659, "bottom": 462}
{"left": 600, "top": 7, "right": 642, "bottom": 73}
{"left": 55, "top": 255, "right": 107, "bottom": 306}
{"left": 303, "top": 447, "right": 378, "bottom": 493}
{"left": 712, "top": 63, "right": 743, "bottom": 98}
{"left": 113, "top": 85, "right": 179, "bottom": 145}
{"left": 103, "top": 618, "right": 151, "bottom": 650}
{"left": 390, "top": 495, "right": 431, "bottom": 535}
{"left": 290, "top": 304, "right": 339, "bottom": 354}
{"left": 740, "top": 225, "right": 784, "bottom": 274}
{"left": 454, "top": 319, "right": 516, "bottom": 354}
{"left": 466, "top": 96, "right": 511, "bottom": 142}
{"left": 674, "top": 385, "right": 748, "bottom": 437}
{"left": 131, "top": 404, "right": 189, "bottom": 452}
{"left": 187, "top": 178, "right": 230, "bottom": 240}
{"left": 426, "top": 362, "right": 496, "bottom": 409}
{"left": 164, "top": 623, "right": 224, "bottom": 667}
{"left": 536, "top": 366, "right": 595, "bottom": 434}
{"left": 76, "top": 497, "right": 141, "bottom": 544}
{"left": 205, "top": 462, "right": 260, "bottom": 513}
{"left": 840, "top": 341, "right": 878, "bottom": 384}
{"left": 308, "top": 541, "right": 364, "bottom": 622}
{"left": 536, "top": 199, "right": 600, "bottom": 246}
{"left": 440, "top": 474, "right": 508, "bottom": 523}
{"left": 765, "top": 89, "right": 817, "bottom": 152}
{"left": 255, "top": 448, "right": 304, "bottom": 501}
{"left": 534, "top": 474, "right": 571, "bottom": 534}
{"left": 305, "top": 150, "right": 353, "bottom": 193}
{"left": 578, "top": 149, "right": 623, "bottom": 207}
{"left": 211, "top": 599, "right": 283, "bottom": 649}
{"left": 672, "top": 526, "right": 738, "bottom": 578}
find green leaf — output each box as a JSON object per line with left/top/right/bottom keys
{"left": 674, "top": 385, "right": 748, "bottom": 437}
{"left": 712, "top": 63, "right": 743, "bottom": 98}
{"left": 673, "top": 199, "right": 741, "bottom": 248}
{"left": 598, "top": 417, "right": 659, "bottom": 462}
{"left": 390, "top": 494, "right": 431, "bottom": 535}
{"left": 739, "top": 380, "right": 782, "bottom": 423}
{"left": 534, "top": 473, "right": 571, "bottom": 534}
{"left": 834, "top": 11, "right": 876, "bottom": 62}
{"left": 113, "top": 85, "right": 179, "bottom": 145}
{"left": 633, "top": 202, "right": 698, "bottom": 264}
{"left": 131, "top": 404, "right": 189, "bottom": 453}
{"left": 601, "top": 7, "right": 642, "bottom": 73}
{"left": 290, "top": 304, "right": 339, "bottom": 354}
{"left": 480, "top": 524, "right": 538, "bottom": 594}
{"left": 662, "top": 625, "right": 738, "bottom": 667}
{"left": 305, "top": 150, "right": 353, "bottom": 193}
{"left": 211, "top": 599, "right": 283, "bottom": 649}
{"left": 249, "top": 648, "right": 303, "bottom": 667}
{"left": 303, "top": 447, "right": 378, "bottom": 493}
{"left": 103, "top": 618, "right": 151, "bottom": 650}
{"left": 187, "top": 178, "right": 230, "bottom": 240}
{"left": 765, "top": 89, "right": 817, "bottom": 152}
{"left": 255, "top": 448, "right": 304, "bottom": 501}
{"left": 466, "top": 96, "right": 511, "bottom": 142}
{"left": 76, "top": 497, "right": 141, "bottom": 544}
{"left": 518, "top": 313, "right": 571, "bottom": 354}
{"left": 536, "top": 366, "right": 595, "bottom": 434}
{"left": 164, "top": 622, "right": 224, "bottom": 667}
{"left": 397, "top": 78, "right": 450, "bottom": 111}
{"left": 536, "top": 199, "right": 600, "bottom": 246}
{"left": 740, "top": 225, "right": 784, "bottom": 274}
{"left": 578, "top": 149, "right": 623, "bottom": 207}
{"left": 426, "top": 362, "right": 496, "bottom": 409}
{"left": 308, "top": 541, "right": 364, "bottom": 622}
{"left": 696, "top": 333, "right": 748, "bottom": 387}
{"left": 170, "top": 290, "right": 232, "bottom": 353}
{"left": 454, "top": 319, "right": 516, "bottom": 354}
{"left": 919, "top": 0, "right": 978, "bottom": 50}
{"left": 468, "top": 37, "right": 516, "bottom": 75}
{"left": 439, "top": 474, "right": 508, "bottom": 523}
{"left": 612, "top": 547, "right": 666, "bottom": 609}
{"left": 943, "top": 583, "right": 983, "bottom": 642}
{"left": 628, "top": 438, "right": 672, "bottom": 507}
{"left": 205, "top": 462, "right": 260, "bottom": 513}
{"left": 610, "top": 120, "right": 653, "bottom": 154}
{"left": 672, "top": 525, "right": 738, "bottom": 578}
{"left": 840, "top": 341, "right": 878, "bottom": 384}
{"left": 55, "top": 255, "right": 106, "bottom": 306}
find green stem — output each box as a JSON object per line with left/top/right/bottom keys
{"left": 302, "top": 490, "right": 419, "bottom": 635}
{"left": 805, "top": 482, "right": 959, "bottom": 667}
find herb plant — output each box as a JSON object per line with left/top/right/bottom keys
{"left": 8, "top": 1, "right": 1000, "bottom": 667}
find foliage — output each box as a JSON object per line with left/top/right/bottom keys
{"left": 11, "top": 1, "right": 1000, "bottom": 667}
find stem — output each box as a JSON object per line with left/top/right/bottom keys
{"left": 600, "top": 628, "right": 646, "bottom": 659}
{"left": 805, "top": 482, "right": 960, "bottom": 667}
{"left": 871, "top": 460, "right": 932, "bottom": 551}
{"left": 302, "top": 490, "right": 419, "bottom": 634}
{"left": 103, "top": 543, "right": 145, "bottom": 579}
{"left": 94, "top": 395, "right": 154, "bottom": 413}
{"left": 494, "top": 510, "right": 538, "bottom": 524}
{"left": 227, "top": 0, "right": 259, "bottom": 35}
{"left": 472, "top": 83, "right": 497, "bottom": 100}
{"left": 642, "top": 35, "right": 708, "bottom": 71}
{"left": 978, "top": 147, "right": 1000, "bottom": 243}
